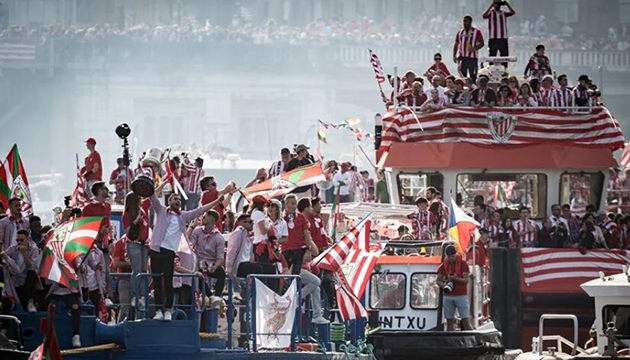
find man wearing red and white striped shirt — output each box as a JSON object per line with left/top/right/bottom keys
{"left": 549, "top": 74, "right": 574, "bottom": 109}
{"left": 482, "top": 0, "right": 516, "bottom": 58}
{"left": 268, "top": 148, "right": 291, "bottom": 178}
{"left": 182, "top": 157, "right": 205, "bottom": 210}
{"left": 453, "top": 15, "right": 485, "bottom": 83}
{"left": 539, "top": 75, "right": 556, "bottom": 107}
{"left": 513, "top": 207, "right": 539, "bottom": 248}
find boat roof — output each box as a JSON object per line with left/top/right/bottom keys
{"left": 321, "top": 202, "right": 416, "bottom": 220}
{"left": 379, "top": 142, "right": 618, "bottom": 169}
{"left": 580, "top": 271, "right": 630, "bottom": 298}
{"left": 376, "top": 255, "right": 442, "bottom": 265}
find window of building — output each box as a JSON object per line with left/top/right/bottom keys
{"left": 621, "top": 0, "right": 630, "bottom": 23}
{"left": 396, "top": 172, "right": 443, "bottom": 205}
{"left": 410, "top": 273, "right": 439, "bottom": 310}
{"left": 456, "top": 173, "right": 547, "bottom": 218}
{"left": 369, "top": 273, "right": 406, "bottom": 310}
{"left": 602, "top": 305, "right": 630, "bottom": 338}
{"left": 560, "top": 172, "right": 604, "bottom": 213}
{"left": 555, "top": 0, "right": 579, "bottom": 24}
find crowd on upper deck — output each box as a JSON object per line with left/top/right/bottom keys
{"left": 1, "top": 13, "right": 629, "bottom": 51}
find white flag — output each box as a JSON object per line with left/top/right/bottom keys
{"left": 255, "top": 279, "right": 298, "bottom": 349}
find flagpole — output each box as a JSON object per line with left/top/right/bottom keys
{"left": 357, "top": 144, "right": 376, "bottom": 170}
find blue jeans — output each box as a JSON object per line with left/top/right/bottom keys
{"left": 126, "top": 242, "right": 148, "bottom": 299}
{"left": 443, "top": 295, "right": 470, "bottom": 320}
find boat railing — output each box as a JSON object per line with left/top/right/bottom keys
{"left": 533, "top": 314, "right": 587, "bottom": 356}
{"left": 400, "top": 104, "right": 600, "bottom": 114}
{"left": 127, "top": 273, "right": 206, "bottom": 320}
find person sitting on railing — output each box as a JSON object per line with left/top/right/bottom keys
{"left": 496, "top": 85, "right": 514, "bottom": 107}
{"left": 549, "top": 74, "right": 574, "bottom": 109}
{"left": 424, "top": 52, "right": 451, "bottom": 82}
{"left": 470, "top": 76, "right": 497, "bottom": 107}
{"left": 539, "top": 75, "right": 556, "bottom": 106}
{"left": 450, "top": 78, "right": 471, "bottom": 105}
{"left": 300, "top": 249, "right": 330, "bottom": 325}
{"left": 515, "top": 83, "right": 538, "bottom": 107}
{"left": 420, "top": 88, "right": 447, "bottom": 112}
{"left": 524, "top": 44, "right": 552, "bottom": 80}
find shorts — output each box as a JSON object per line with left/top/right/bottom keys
{"left": 443, "top": 295, "right": 470, "bottom": 319}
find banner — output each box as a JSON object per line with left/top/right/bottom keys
{"left": 255, "top": 279, "right": 298, "bottom": 349}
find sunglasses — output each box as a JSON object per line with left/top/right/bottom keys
{"left": 17, "top": 238, "right": 26, "bottom": 243}
{"left": 434, "top": 58, "right": 441, "bottom": 61}
{"left": 242, "top": 220, "right": 253, "bottom": 224}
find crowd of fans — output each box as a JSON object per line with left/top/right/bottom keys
{"left": 1, "top": 15, "right": 629, "bottom": 51}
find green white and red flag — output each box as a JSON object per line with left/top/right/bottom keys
{"left": 28, "top": 304, "right": 63, "bottom": 360}
{"left": 328, "top": 186, "right": 341, "bottom": 238}
{"left": 0, "top": 144, "right": 33, "bottom": 215}
{"left": 38, "top": 216, "right": 104, "bottom": 290}
{"left": 242, "top": 163, "right": 326, "bottom": 199}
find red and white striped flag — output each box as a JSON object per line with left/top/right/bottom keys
{"left": 368, "top": 49, "right": 385, "bottom": 84}
{"left": 620, "top": 142, "right": 630, "bottom": 168}
{"left": 70, "top": 154, "right": 88, "bottom": 208}
{"left": 344, "top": 243, "right": 384, "bottom": 299}
{"left": 312, "top": 214, "right": 372, "bottom": 272}
{"left": 335, "top": 269, "right": 368, "bottom": 321}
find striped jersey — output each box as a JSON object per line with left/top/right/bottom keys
{"left": 455, "top": 27, "right": 484, "bottom": 58}
{"left": 486, "top": 8, "right": 512, "bottom": 39}
{"left": 182, "top": 161, "right": 204, "bottom": 194}
{"left": 550, "top": 87, "right": 574, "bottom": 108}
{"left": 268, "top": 160, "right": 286, "bottom": 178}
{"left": 513, "top": 219, "right": 539, "bottom": 247}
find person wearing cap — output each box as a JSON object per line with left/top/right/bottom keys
{"left": 286, "top": 145, "right": 314, "bottom": 198}
{"left": 268, "top": 148, "right": 292, "bottom": 178}
{"left": 524, "top": 44, "right": 551, "bottom": 79}
{"left": 467, "top": 228, "right": 490, "bottom": 267}
{"left": 573, "top": 74, "right": 593, "bottom": 107}
{"left": 333, "top": 163, "right": 352, "bottom": 203}
{"left": 109, "top": 157, "right": 134, "bottom": 205}
{"left": 470, "top": 76, "right": 496, "bottom": 107}
{"left": 450, "top": 78, "right": 471, "bottom": 105}
{"left": 80, "top": 137, "right": 102, "bottom": 197}
{"left": 437, "top": 244, "right": 472, "bottom": 331}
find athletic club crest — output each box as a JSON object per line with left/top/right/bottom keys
{"left": 49, "top": 222, "right": 73, "bottom": 266}
{"left": 487, "top": 113, "right": 518, "bottom": 143}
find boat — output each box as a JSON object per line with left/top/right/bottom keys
{"left": 515, "top": 266, "right": 630, "bottom": 359}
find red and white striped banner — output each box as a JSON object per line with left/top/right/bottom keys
{"left": 312, "top": 214, "right": 371, "bottom": 272}
{"left": 335, "top": 268, "right": 368, "bottom": 321}
{"left": 0, "top": 43, "right": 36, "bottom": 61}
{"left": 343, "top": 243, "right": 384, "bottom": 299}
{"left": 380, "top": 107, "right": 625, "bottom": 151}
{"left": 521, "top": 248, "right": 630, "bottom": 292}
{"left": 368, "top": 48, "right": 385, "bottom": 84}
{"left": 620, "top": 142, "right": 630, "bottom": 169}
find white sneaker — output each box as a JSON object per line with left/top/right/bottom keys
{"left": 312, "top": 316, "right": 330, "bottom": 325}
{"left": 163, "top": 310, "right": 172, "bottom": 321}
{"left": 138, "top": 297, "right": 145, "bottom": 309}
{"left": 27, "top": 301, "right": 37, "bottom": 313}
{"left": 72, "top": 334, "right": 81, "bottom": 348}
{"left": 153, "top": 309, "right": 164, "bottom": 321}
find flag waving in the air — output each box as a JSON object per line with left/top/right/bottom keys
{"left": 39, "top": 216, "right": 104, "bottom": 290}
{"left": 0, "top": 144, "right": 33, "bottom": 215}
{"left": 242, "top": 163, "right": 326, "bottom": 200}
{"left": 312, "top": 214, "right": 372, "bottom": 272}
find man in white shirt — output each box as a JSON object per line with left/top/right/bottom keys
{"left": 549, "top": 204, "right": 568, "bottom": 228}
{"left": 424, "top": 75, "right": 447, "bottom": 102}
{"left": 333, "top": 162, "right": 352, "bottom": 203}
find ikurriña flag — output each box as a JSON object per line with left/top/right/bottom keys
{"left": 38, "top": 216, "right": 104, "bottom": 290}
{"left": 242, "top": 163, "right": 326, "bottom": 200}
{"left": 0, "top": 144, "right": 33, "bottom": 215}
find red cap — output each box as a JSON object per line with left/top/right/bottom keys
{"left": 85, "top": 137, "right": 97, "bottom": 145}
{"left": 252, "top": 195, "right": 270, "bottom": 204}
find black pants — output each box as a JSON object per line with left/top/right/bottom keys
{"left": 205, "top": 267, "right": 226, "bottom": 296}
{"left": 254, "top": 247, "right": 279, "bottom": 291}
{"left": 17, "top": 271, "right": 39, "bottom": 308}
{"left": 81, "top": 288, "right": 101, "bottom": 316}
{"left": 176, "top": 284, "right": 192, "bottom": 307}
{"left": 236, "top": 262, "right": 277, "bottom": 279}
{"left": 489, "top": 39, "right": 509, "bottom": 57}
{"left": 50, "top": 293, "right": 80, "bottom": 335}
{"left": 459, "top": 57, "right": 478, "bottom": 83}
{"left": 282, "top": 248, "right": 306, "bottom": 275}
{"left": 150, "top": 248, "right": 175, "bottom": 310}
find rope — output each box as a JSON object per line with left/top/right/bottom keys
{"left": 60, "top": 343, "right": 118, "bottom": 355}
{"left": 199, "top": 332, "right": 221, "bottom": 339}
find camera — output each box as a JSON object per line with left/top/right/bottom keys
{"left": 443, "top": 281, "right": 455, "bottom": 293}
{"left": 63, "top": 195, "right": 82, "bottom": 217}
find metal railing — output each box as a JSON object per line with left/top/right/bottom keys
{"left": 131, "top": 272, "right": 206, "bottom": 320}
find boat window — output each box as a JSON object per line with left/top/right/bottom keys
{"left": 456, "top": 173, "right": 547, "bottom": 218}
{"left": 602, "top": 305, "right": 630, "bottom": 338}
{"left": 605, "top": 170, "right": 628, "bottom": 213}
{"left": 369, "top": 273, "right": 406, "bottom": 310}
{"left": 560, "top": 172, "right": 605, "bottom": 214}
{"left": 410, "top": 273, "right": 440, "bottom": 310}
{"left": 396, "top": 172, "right": 444, "bottom": 205}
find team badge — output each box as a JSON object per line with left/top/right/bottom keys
{"left": 487, "top": 112, "right": 518, "bottom": 143}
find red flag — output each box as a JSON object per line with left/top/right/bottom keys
{"left": 29, "top": 304, "right": 62, "bottom": 360}
{"left": 312, "top": 215, "right": 371, "bottom": 272}
{"left": 620, "top": 142, "right": 630, "bottom": 169}
{"left": 368, "top": 49, "right": 385, "bottom": 84}
{"left": 71, "top": 154, "right": 88, "bottom": 208}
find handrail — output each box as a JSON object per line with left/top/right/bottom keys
{"left": 245, "top": 274, "right": 302, "bottom": 352}
{"left": 537, "top": 314, "right": 579, "bottom": 355}
{"left": 131, "top": 272, "right": 205, "bottom": 320}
